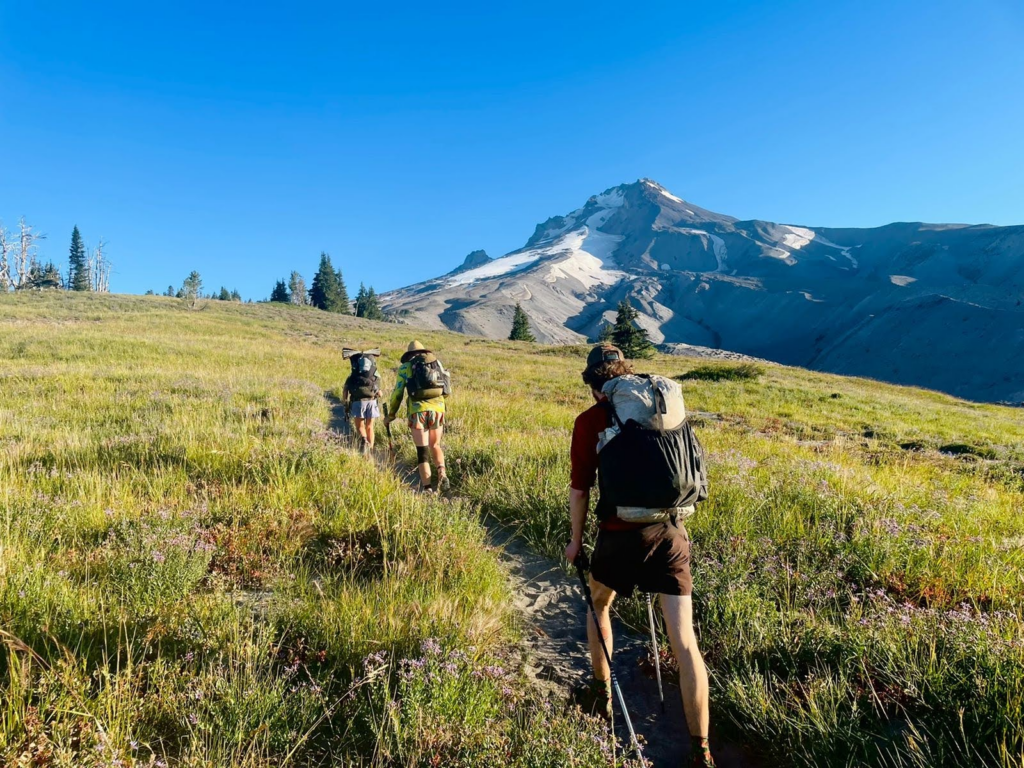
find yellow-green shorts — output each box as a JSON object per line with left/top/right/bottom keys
{"left": 408, "top": 411, "right": 444, "bottom": 431}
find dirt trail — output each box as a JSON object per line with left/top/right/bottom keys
{"left": 326, "top": 395, "right": 760, "bottom": 768}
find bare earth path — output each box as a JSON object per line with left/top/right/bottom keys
{"left": 326, "top": 395, "right": 761, "bottom": 768}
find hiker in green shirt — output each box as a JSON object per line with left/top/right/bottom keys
{"left": 384, "top": 340, "right": 451, "bottom": 492}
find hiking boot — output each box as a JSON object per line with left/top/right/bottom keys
{"left": 436, "top": 473, "right": 450, "bottom": 493}
{"left": 571, "top": 678, "right": 613, "bottom": 723}
{"left": 420, "top": 482, "right": 435, "bottom": 494}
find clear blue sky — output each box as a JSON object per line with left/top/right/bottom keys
{"left": 1, "top": 0, "right": 1022, "bottom": 299}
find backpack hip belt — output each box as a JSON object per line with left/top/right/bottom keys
{"left": 615, "top": 505, "right": 696, "bottom": 524}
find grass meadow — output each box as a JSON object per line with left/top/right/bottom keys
{"left": 0, "top": 293, "right": 616, "bottom": 768}
{"left": 2, "top": 292, "right": 1023, "bottom": 767}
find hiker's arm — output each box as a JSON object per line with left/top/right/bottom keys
{"left": 566, "top": 487, "right": 589, "bottom": 564}
{"left": 386, "top": 365, "right": 407, "bottom": 420}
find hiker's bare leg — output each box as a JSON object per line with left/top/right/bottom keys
{"left": 352, "top": 417, "right": 366, "bottom": 441}
{"left": 587, "top": 577, "right": 616, "bottom": 681}
{"left": 428, "top": 424, "right": 445, "bottom": 478}
{"left": 411, "top": 426, "right": 431, "bottom": 486}
{"left": 661, "top": 594, "right": 710, "bottom": 738}
{"left": 365, "top": 417, "right": 375, "bottom": 448}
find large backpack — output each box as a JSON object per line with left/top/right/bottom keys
{"left": 408, "top": 354, "right": 451, "bottom": 401}
{"left": 343, "top": 348, "right": 381, "bottom": 401}
{"left": 597, "top": 374, "right": 708, "bottom": 523}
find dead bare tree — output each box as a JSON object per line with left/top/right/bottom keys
{"left": 90, "top": 239, "right": 112, "bottom": 292}
{"left": 15, "top": 218, "right": 46, "bottom": 289}
{"left": 0, "top": 222, "right": 12, "bottom": 291}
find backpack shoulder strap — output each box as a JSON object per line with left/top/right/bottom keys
{"left": 599, "top": 399, "right": 623, "bottom": 429}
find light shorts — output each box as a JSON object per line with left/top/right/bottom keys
{"left": 349, "top": 399, "right": 381, "bottom": 419}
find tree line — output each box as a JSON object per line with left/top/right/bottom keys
{"left": 0, "top": 220, "right": 111, "bottom": 293}
{"left": 266, "top": 252, "right": 385, "bottom": 320}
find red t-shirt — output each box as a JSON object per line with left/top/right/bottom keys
{"left": 570, "top": 402, "right": 643, "bottom": 532}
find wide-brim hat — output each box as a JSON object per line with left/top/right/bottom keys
{"left": 401, "top": 340, "right": 432, "bottom": 363}
{"left": 586, "top": 344, "right": 624, "bottom": 368}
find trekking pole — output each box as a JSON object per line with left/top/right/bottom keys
{"left": 573, "top": 552, "right": 648, "bottom": 768}
{"left": 645, "top": 593, "right": 665, "bottom": 713}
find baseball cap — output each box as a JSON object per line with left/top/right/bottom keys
{"left": 586, "top": 344, "right": 625, "bottom": 368}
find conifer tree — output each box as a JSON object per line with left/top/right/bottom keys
{"left": 598, "top": 321, "right": 615, "bottom": 343}
{"left": 354, "top": 283, "right": 368, "bottom": 317}
{"left": 165, "top": 285, "right": 176, "bottom": 297}
{"left": 288, "top": 271, "right": 307, "bottom": 305}
{"left": 364, "top": 286, "right": 384, "bottom": 321}
{"left": 611, "top": 299, "right": 655, "bottom": 359}
{"left": 508, "top": 302, "right": 536, "bottom": 342}
{"left": 309, "top": 252, "right": 349, "bottom": 312}
{"left": 218, "top": 286, "right": 231, "bottom": 301}
{"left": 270, "top": 280, "right": 290, "bottom": 303}
{"left": 230, "top": 289, "right": 242, "bottom": 301}
{"left": 336, "top": 266, "right": 350, "bottom": 314}
{"left": 68, "top": 226, "right": 90, "bottom": 291}
{"left": 24, "top": 262, "right": 63, "bottom": 290}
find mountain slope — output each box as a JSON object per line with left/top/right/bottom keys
{"left": 383, "top": 179, "right": 1024, "bottom": 402}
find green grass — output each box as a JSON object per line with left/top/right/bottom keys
{"left": 0, "top": 293, "right": 618, "bottom": 768}
{"left": 3, "top": 291, "right": 1024, "bottom": 767}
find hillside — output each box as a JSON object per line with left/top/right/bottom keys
{"left": 2, "top": 293, "right": 1024, "bottom": 767}
{"left": 382, "top": 179, "right": 1024, "bottom": 404}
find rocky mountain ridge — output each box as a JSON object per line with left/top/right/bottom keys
{"left": 382, "top": 179, "right": 1024, "bottom": 403}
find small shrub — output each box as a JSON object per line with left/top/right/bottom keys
{"left": 939, "top": 442, "right": 998, "bottom": 460}
{"left": 678, "top": 363, "right": 763, "bottom": 382}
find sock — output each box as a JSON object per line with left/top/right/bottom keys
{"left": 691, "top": 735, "right": 711, "bottom": 758}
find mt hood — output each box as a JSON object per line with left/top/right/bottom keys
{"left": 383, "top": 179, "right": 1024, "bottom": 403}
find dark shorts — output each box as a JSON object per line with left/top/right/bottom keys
{"left": 591, "top": 520, "right": 693, "bottom": 598}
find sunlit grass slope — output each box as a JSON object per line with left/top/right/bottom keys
{"left": 0, "top": 293, "right": 615, "bottom": 768}
{"left": 3, "top": 292, "right": 1023, "bottom": 767}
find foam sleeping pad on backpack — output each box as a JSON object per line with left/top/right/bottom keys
{"left": 602, "top": 374, "right": 686, "bottom": 431}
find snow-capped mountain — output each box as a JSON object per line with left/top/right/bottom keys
{"left": 383, "top": 179, "right": 1024, "bottom": 403}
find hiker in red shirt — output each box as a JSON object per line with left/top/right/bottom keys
{"left": 566, "top": 344, "right": 714, "bottom": 768}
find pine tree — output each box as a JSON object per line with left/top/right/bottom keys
{"left": 309, "top": 252, "right": 349, "bottom": 312}
{"left": 165, "top": 285, "right": 176, "bottom": 297}
{"left": 598, "top": 322, "right": 615, "bottom": 343}
{"left": 23, "top": 262, "right": 63, "bottom": 290}
{"left": 288, "top": 272, "right": 307, "bottom": 305}
{"left": 218, "top": 286, "right": 231, "bottom": 301}
{"left": 270, "top": 280, "right": 290, "bottom": 303}
{"left": 145, "top": 289, "right": 155, "bottom": 295}
{"left": 364, "top": 287, "right": 385, "bottom": 321}
{"left": 336, "top": 266, "right": 350, "bottom": 314}
{"left": 611, "top": 299, "right": 655, "bottom": 359}
{"left": 354, "top": 283, "right": 368, "bottom": 317}
{"left": 230, "top": 289, "right": 242, "bottom": 301}
{"left": 68, "top": 226, "right": 90, "bottom": 291}
{"left": 508, "top": 302, "right": 536, "bottom": 342}
{"left": 181, "top": 271, "right": 203, "bottom": 310}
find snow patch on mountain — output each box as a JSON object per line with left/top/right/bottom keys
{"left": 641, "top": 178, "right": 684, "bottom": 205}
{"left": 777, "top": 225, "right": 859, "bottom": 268}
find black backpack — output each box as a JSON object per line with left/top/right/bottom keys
{"left": 408, "top": 355, "right": 451, "bottom": 401}
{"left": 597, "top": 408, "right": 708, "bottom": 521}
{"left": 344, "top": 348, "right": 380, "bottom": 401}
